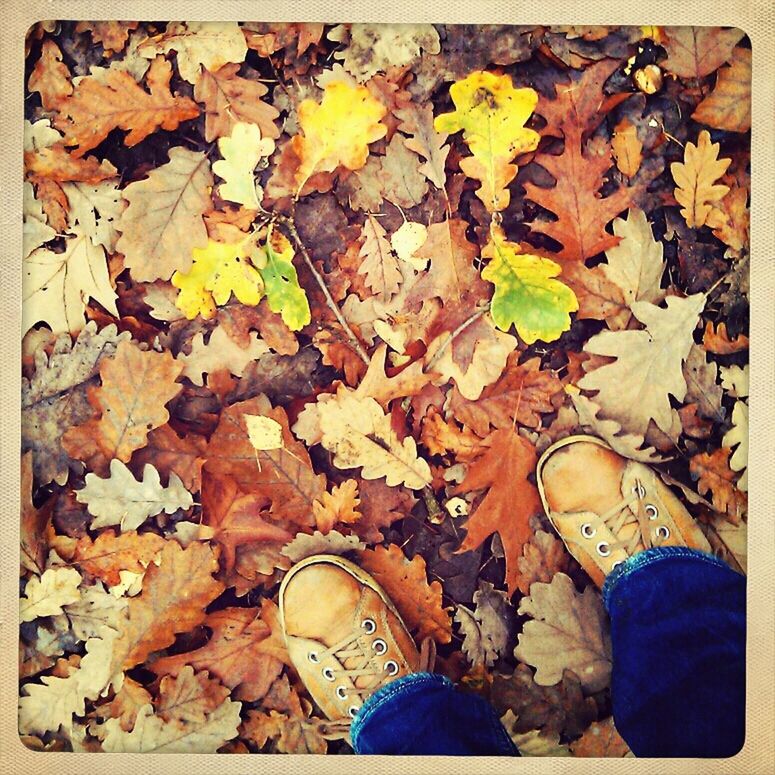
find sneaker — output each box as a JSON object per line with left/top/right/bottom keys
{"left": 536, "top": 435, "right": 712, "bottom": 588}
{"left": 278, "top": 554, "right": 435, "bottom": 723}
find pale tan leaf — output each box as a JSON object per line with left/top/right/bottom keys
{"left": 20, "top": 567, "right": 82, "bottom": 623}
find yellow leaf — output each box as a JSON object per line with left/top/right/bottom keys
{"left": 670, "top": 130, "right": 731, "bottom": 229}
{"left": 172, "top": 235, "right": 263, "bottom": 320}
{"left": 245, "top": 415, "right": 284, "bottom": 451}
{"left": 212, "top": 122, "right": 275, "bottom": 210}
{"left": 292, "top": 81, "right": 387, "bottom": 194}
{"left": 434, "top": 71, "right": 539, "bottom": 212}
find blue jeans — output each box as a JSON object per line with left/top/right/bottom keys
{"left": 350, "top": 547, "right": 746, "bottom": 757}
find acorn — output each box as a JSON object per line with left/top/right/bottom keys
{"left": 633, "top": 63, "right": 664, "bottom": 95}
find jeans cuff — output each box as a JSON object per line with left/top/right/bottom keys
{"left": 602, "top": 546, "right": 728, "bottom": 611}
{"left": 350, "top": 672, "right": 452, "bottom": 749}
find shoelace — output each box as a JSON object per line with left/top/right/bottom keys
{"left": 581, "top": 479, "right": 668, "bottom": 555}
{"left": 315, "top": 626, "right": 436, "bottom": 717}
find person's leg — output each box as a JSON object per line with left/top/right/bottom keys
{"left": 350, "top": 672, "right": 518, "bottom": 756}
{"left": 603, "top": 546, "right": 746, "bottom": 758}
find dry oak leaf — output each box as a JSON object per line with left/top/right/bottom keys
{"left": 117, "top": 146, "right": 212, "bottom": 282}
{"left": 20, "top": 451, "right": 54, "bottom": 576}
{"left": 351, "top": 478, "right": 417, "bottom": 544}
{"left": 420, "top": 409, "right": 486, "bottom": 463}
{"left": 720, "top": 364, "right": 749, "bottom": 399}
{"left": 72, "top": 530, "right": 165, "bottom": 587}
{"left": 394, "top": 101, "right": 450, "bottom": 190}
{"left": 55, "top": 56, "right": 199, "bottom": 157}
{"left": 516, "top": 530, "right": 572, "bottom": 597}
{"left": 701, "top": 512, "right": 747, "bottom": 575}
{"left": 611, "top": 119, "right": 643, "bottom": 178}
{"left": 600, "top": 208, "right": 666, "bottom": 330}
{"left": 22, "top": 321, "right": 129, "bottom": 486}
{"left": 328, "top": 23, "right": 440, "bottom": 83}
{"left": 194, "top": 62, "right": 280, "bottom": 142}
{"left": 570, "top": 717, "right": 633, "bottom": 757}
{"left": 435, "top": 70, "right": 539, "bottom": 212}
{"left": 317, "top": 388, "right": 432, "bottom": 490}
{"left": 710, "top": 182, "right": 749, "bottom": 254}
{"left": 703, "top": 321, "right": 749, "bottom": 354}
{"left": 312, "top": 480, "right": 362, "bottom": 534}
{"left": 177, "top": 326, "right": 269, "bottom": 387}
{"left": 379, "top": 133, "right": 429, "bottom": 208}
{"left": 23, "top": 228, "right": 118, "bottom": 337}
{"left": 64, "top": 582, "right": 129, "bottom": 641}
{"left": 449, "top": 354, "right": 563, "bottom": 438}
{"left": 454, "top": 429, "right": 543, "bottom": 595}
{"left": 455, "top": 581, "right": 515, "bottom": 667}
{"left": 500, "top": 711, "right": 571, "bottom": 757}
{"left": 690, "top": 447, "right": 747, "bottom": 523}
{"left": 515, "top": 573, "right": 612, "bottom": 693}
{"left": 28, "top": 39, "right": 72, "bottom": 111}
{"left": 242, "top": 709, "right": 334, "bottom": 754}
{"left": 354, "top": 343, "right": 436, "bottom": 410}
{"left": 138, "top": 21, "right": 247, "bottom": 85}
{"left": 722, "top": 400, "right": 749, "bottom": 492}
{"left": 76, "top": 459, "right": 192, "bottom": 532}
{"left": 200, "top": 473, "right": 293, "bottom": 573}
{"left": 292, "top": 81, "right": 387, "bottom": 194}
{"left": 491, "top": 664, "right": 597, "bottom": 740}
{"left": 281, "top": 530, "right": 366, "bottom": 564}
{"left": 104, "top": 676, "right": 151, "bottom": 733}
{"left": 110, "top": 541, "right": 224, "bottom": 671}
{"left": 20, "top": 567, "right": 82, "bottom": 623}
{"left": 149, "top": 607, "right": 284, "bottom": 703}
{"left": 357, "top": 544, "right": 452, "bottom": 644}
{"left": 75, "top": 21, "right": 139, "bottom": 53}
{"left": 63, "top": 340, "right": 183, "bottom": 468}
{"left": 662, "top": 26, "right": 744, "bottom": 78}
{"left": 25, "top": 143, "right": 118, "bottom": 185}
{"left": 671, "top": 130, "right": 731, "bottom": 229}
{"left": 204, "top": 395, "right": 324, "bottom": 525}
{"left": 357, "top": 214, "right": 403, "bottom": 302}
{"left": 23, "top": 180, "right": 57, "bottom": 257}
{"left": 63, "top": 180, "right": 125, "bottom": 254}
{"left": 682, "top": 343, "right": 725, "bottom": 421}
{"left": 102, "top": 669, "right": 241, "bottom": 753}
{"left": 578, "top": 293, "right": 706, "bottom": 436}
{"left": 130, "top": 424, "right": 206, "bottom": 493}
{"left": 692, "top": 47, "right": 751, "bottom": 133}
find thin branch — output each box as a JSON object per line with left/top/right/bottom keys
{"left": 275, "top": 214, "right": 370, "bottom": 365}
{"left": 425, "top": 305, "right": 489, "bottom": 373}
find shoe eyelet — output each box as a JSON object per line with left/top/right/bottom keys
{"left": 336, "top": 685, "right": 348, "bottom": 700}
{"left": 580, "top": 522, "right": 596, "bottom": 539}
{"left": 307, "top": 651, "right": 320, "bottom": 664}
{"left": 348, "top": 705, "right": 359, "bottom": 719}
{"left": 596, "top": 541, "right": 611, "bottom": 557}
{"left": 645, "top": 504, "right": 659, "bottom": 519}
{"left": 322, "top": 667, "right": 336, "bottom": 682}
{"left": 655, "top": 525, "right": 670, "bottom": 541}
{"left": 384, "top": 660, "right": 399, "bottom": 676}
{"left": 372, "top": 638, "right": 387, "bottom": 655}
{"left": 611, "top": 560, "right": 624, "bottom": 570}
{"left": 362, "top": 618, "right": 376, "bottom": 634}
{"left": 632, "top": 483, "right": 646, "bottom": 498}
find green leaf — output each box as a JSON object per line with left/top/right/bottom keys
{"left": 259, "top": 235, "right": 311, "bottom": 331}
{"left": 482, "top": 235, "right": 578, "bottom": 344}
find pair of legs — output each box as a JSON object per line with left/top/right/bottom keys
{"left": 279, "top": 437, "right": 746, "bottom": 757}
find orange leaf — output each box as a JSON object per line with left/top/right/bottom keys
{"left": 63, "top": 340, "right": 183, "bottom": 469}
{"left": 420, "top": 408, "right": 486, "bottom": 462}
{"left": 350, "top": 478, "right": 416, "bottom": 545}
{"left": 25, "top": 144, "right": 118, "bottom": 184}
{"left": 201, "top": 473, "right": 293, "bottom": 572}
{"left": 570, "top": 717, "right": 632, "bottom": 757}
{"left": 357, "top": 544, "right": 452, "bottom": 644}
{"left": 111, "top": 540, "right": 224, "bottom": 670}
{"left": 55, "top": 56, "right": 199, "bottom": 157}
{"left": 72, "top": 530, "right": 165, "bottom": 586}
{"left": 20, "top": 451, "right": 54, "bottom": 575}
{"left": 354, "top": 343, "right": 436, "bottom": 409}
{"left": 312, "top": 479, "right": 362, "bottom": 534}
{"left": 454, "top": 429, "right": 543, "bottom": 595}
{"left": 690, "top": 447, "right": 747, "bottom": 524}
{"left": 28, "top": 40, "right": 72, "bottom": 111}
{"left": 74, "top": 21, "right": 139, "bottom": 54}
{"left": 611, "top": 119, "right": 643, "bottom": 178}
{"left": 149, "top": 606, "right": 284, "bottom": 702}
{"left": 703, "top": 321, "right": 749, "bottom": 354}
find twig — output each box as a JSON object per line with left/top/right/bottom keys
{"left": 425, "top": 305, "right": 490, "bottom": 373}
{"left": 422, "top": 485, "right": 443, "bottom": 524}
{"left": 275, "top": 214, "right": 370, "bottom": 365}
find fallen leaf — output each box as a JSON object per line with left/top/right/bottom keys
{"left": 722, "top": 400, "right": 748, "bottom": 491}
{"left": 394, "top": 101, "right": 449, "bottom": 189}
{"left": 357, "top": 214, "right": 402, "bottom": 302}
{"left": 379, "top": 133, "right": 429, "bottom": 208}
{"left": 689, "top": 447, "right": 747, "bottom": 523}
{"left": 692, "top": 47, "right": 751, "bottom": 133}
{"left": 703, "top": 321, "right": 749, "bottom": 354}
{"left": 515, "top": 530, "right": 572, "bottom": 597}
{"left": 20, "top": 567, "right": 82, "bottom": 623}
{"left": 515, "top": 573, "right": 612, "bottom": 693}
{"left": 570, "top": 717, "right": 633, "bottom": 757}
{"left": 281, "top": 529, "right": 366, "bottom": 563}
{"left": 454, "top": 429, "right": 543, "bottom": 595}
{"left": 312, "top": 480, "right": 362, "bottom": 534}
{"left": 611, "top": 119, "right": 642, "bottom": 178}
{"left": 20, "top": 451, "right": 54, "bottom": 575}
{"left": 500, "top": 710, "right": 571, "bottom": 756}
{"left": 354, "top": 343, "right": 435, "bottom": 408}
{"left": 719, "top": 364, "right": 749, "bottom": 398}
{"left": 75, "top": 21, "right": 139, "bottom": 54}
{"left": 662, "top": 26, "right": 744, "bottom": 78}
{"left": 62, "top": 180, "right": 125, "bottom": 253}
{"left": 130, "top": 424, "right": 206, "bottom": 492}
{"left": 682, "top": 344, "right": 725, "bottom": 421}
{"left": 455, "top": 581, "right": 515, "bottom": 667}
{"left": 257, "top": 230, "right": 311, "bottom": 332}
{"left": 72, "top": 531, "right": 165, "bottom": 587}
{"left": 28, "top": 39, "right": 72, "bottom": 110}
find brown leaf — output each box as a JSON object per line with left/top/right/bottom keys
{"left": 357, "top": 214, "right": 402, "bottom": 302}
{"left": 312, "top": 324, "right": 368, "bottom": 386}
{"left": 28, "top": 40, "right": 73, "bottom": 111}
{"left": 689, "top": 447, "right": 747, "bottom": 523}
{"left": 63, "top": 340, "right": 184, "bottom": 470}
{"left": 454, "top": 429, "right": 543, "bottom": 594}
{"left": 149, "top": 607, "right": 284, "bottom": 702}
{"left": 25, "top": 144, "right": 118, "bottom": 184}
{"left": 106, "top": 676, "right": 152, "bottom": 732}
{"left": 131, "top": 424, "right": 207, "bottom": 492}
{"left": 662, "top": 26, "right": 744, "bottom": 78}
{"left": 194, "top": 63, "right": 280, "bottom": 142}
{"left": 74, "top": 21, "right": 139, "bottom": 53}
{"left": 312, "top": 479, "right": 362, "bottom": 534}
{"left": 692, "top": 47, "right": 751, "bottom": 133}
{"left": 394, "top": 100, "right": 450, "bottom": 190}
{"left": 20, "top": 451, "right": 54, "bottom": 576}
{"left": 516, "top": 530, "right": 572, "bottom": 597}
{"left": 354, "top": 343, "right": 436, "bottom": 409}
{"left": 350, "top": 478, "right": 416, "bottom": 544}
{"left": 55, "top": 56, "right": 200, "bottom": 157}
{"left": 703, "top": 321, "right": 749, "bottom": 354}
{"left": 72, "top": 530, "right": 165, "bottom": 586}
{"left": 570, "top": 717, "right": 633, "bottom": 757}
{"left": 357, "top": 544, "right": 452, "bottom": 644}
{"left": 420, "top": 409, "right": 486, "bottom": 462}
{"left": 379, "top": 133, "right": 429, "bottom": 208}
{"left": 242, "top": 709, "right": 331, "bottom": 754}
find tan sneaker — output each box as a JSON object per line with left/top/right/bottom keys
{"left": 278, "top": 554, "right": 435, "bottom": 723}
{"left": 536, "top": 435, "right": 712, "bottom": 588}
